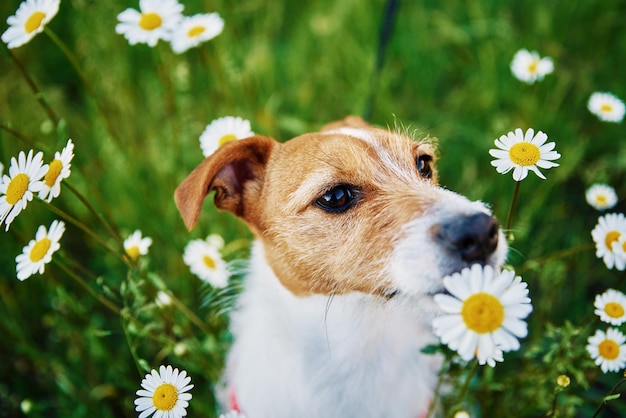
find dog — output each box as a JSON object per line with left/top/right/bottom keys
{"left": 175, "top": 116, "right": 507, "bottom": 418}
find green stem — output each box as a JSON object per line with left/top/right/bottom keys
{"left": 0, "top": 124, "right": 37, "bottom": 147}
{"left": 54, "top": 258, "right": 121, "bottom": 316}
{"left": 517, "top": 243, "right": 595, "bottom": 274}
{"left": 5, "top": 46, "right": 59, "bottom": 126}
{"left": 37, "top": 200, "right": 128, "bottom": 265}
{"left": 592, "top": 375, "right": 626, "bottom": 418}
{"left": 44, "top": 27, "right": 92, "bottom": 93}
{"left": 425, "top": 357, "right": 451, "bottom": 418}
{"left": 457, "top": 360, "right": 479, "bottom": 406}
{"left": 505, "top": 181, "right": 521, "bottom": 234}
{"left": 65, "top": 182, "right": 123, "bottom": 245}
{"left": 169, "top": 293, "right": 214, "bottom": 336}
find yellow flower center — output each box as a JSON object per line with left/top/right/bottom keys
{"left": 605, "top": 230, "right": 621, "bottom": 250}
{"left": 509, "top": 142, "right": 541, "bottom": 167}
{"left": 556, "top": 374, "right": 570, "bottom": 388}
{"left": 30, "top": 238, "right": 51, "bottom": 262}
{"left": 461, "top": 292, "right": 505, "bottom": 334}
{"left": 187, "top": 25, "right": 206, "bottom": 38}
{"left": 527, "top": 60, "right": 538, "bottom": 74}
{"left": 6, "top": 173, "right": 30, "bottom": 205}
{"left": 601, "top": 103, "right": 613, "bottom": 113}
{"left": 605, "top": 302, "right": 625, "bottom": 319}
{"left": 152, "top": 383, "right": 178, "bottom": 411}
{"left": 218, "top": 134, "right": 238, "bottom": 147}
{"left": 596, "top": 195, "right": 608, "bottom": 205}
{"left": 203, "top": 255, "right": 216, "bottom": 269}
{"left": 598, "top": 339, "right": 620, "bottom": 360}
{"left": 139, "top": 13, "right": 162, "bottom": 31}
{"left": 44, "top": 159, "right": 63, "bottom": 187}
{"left": 126, "top": 246, "right": 140, "bottom": 260}
{"left": 25, "top": 11, "right": 46, "bottom": 34}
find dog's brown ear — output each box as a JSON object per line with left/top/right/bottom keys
{"left": 174, "top": 135, "right": 275, "bottom": 231}
{"left": 320, "top": 115, "right": 370, "bottom": 131}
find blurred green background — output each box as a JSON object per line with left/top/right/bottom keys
{"left": 1, "top": 0, "right": 625, "bottom": 416}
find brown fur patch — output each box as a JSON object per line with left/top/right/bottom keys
{"left": 175, "top": 119, "right": 440, "bottom": 296}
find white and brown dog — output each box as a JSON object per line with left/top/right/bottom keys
{"left": 175, "top": 116, "right": 507, "bottom": 418}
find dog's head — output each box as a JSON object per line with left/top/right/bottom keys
{"left": 175, "top": 116, "right": 507, "bottom": 307}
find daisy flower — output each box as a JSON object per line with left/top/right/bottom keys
{"left": 591, "top": 213, "right": 626, "bottom": 270}
{"left": 586, "top": 184, "right": 618, "bottom": 211}
{"left": 199, "top": 116, "right": 254, "bottom": 157}
{"left": 489, "top": 128, "right": 561, "bottom": 181}
{"left": 116, "top": 0, "right": 184, "bottom": 47}
{"left": 586, "top": 328, "right": 626, "bottom": 373}
{"left": 587, "top": 92, "right": 625, "bottom": 123}
{"left": 155, "top": 290, "right": 173, "bottom": 308}
{"left": 594, "top": 289, "right": 626, "bottom": 326}
{"left": 183, "top": 234, "right": 230, "bottom": 287}
{"left": 0, "top": 150, "right": 47, "bottom": 231}
{"left": 170, "top": 12, "right": 224, "bottom": 54}
{"left": 432, "top": 265, "right": 533, "bottom": 367}
{"left": 123, "top": 230, "right": 153, "bottom": 261}
{"left": 1, "top": 0, "right": 60, "bottom": 49}
{"left": 15, "top": 220, "right": 65, "bottom": 281}
{"left": 38, "top": 139, "right": 74, "bottom": 202}
{"left": 134, "top": 365, "right": 193, "bottom": 418}
{"left": 510, "top": 49, "right": 554, "bottom": 84}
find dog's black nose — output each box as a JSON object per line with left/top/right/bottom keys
{"left": 437, "top": 213, "right": 500, "bottom": 264}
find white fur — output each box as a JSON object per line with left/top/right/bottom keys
{"left": 224, "top": 242, "right": 441, "bottom": 418}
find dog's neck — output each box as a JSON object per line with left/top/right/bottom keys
{"left": 225, "top": 240, "right": 440, "bottom": 417}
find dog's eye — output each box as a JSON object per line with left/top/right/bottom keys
{"left": 315, "top": 185, "right": 357, "bottom": 213}
{"left": 416, "top": 155, "right": 433, "bottom": 179}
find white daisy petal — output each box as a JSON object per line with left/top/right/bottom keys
{"left": 170, "top": 12, "right": 224, "bottom": 54}
{"left": 510, "top": 49, "right": 554, "bottom": 84}
{"left": 586, "top": 328, "right": 626, "bottom": 373}
{"left": 489, "top": 128, "right": 560, "bottom": 181}
{"left": 1, "top": 0, "right": 60, "bottom": 49}
{"left": 116, "top": 0, "right": 184, "bottom": 47}
{"left": 0, "top": 150, "right": 47, "bottom": 230}
{"left": 591, "top": 213, "right": 626, "bottom": 271}
{"left": 199, "top": 116, "right": 255, "bottom": 157}
{"left": 124, "top": 229, "right": 153, "bottom": 261}
{"left": 134, "top": 365, "right": 193, "bottom": 418}
{"left": 586, "top": 184, "right": 618, "bottom": 211}
{"left": 183, "top": 235, "right": 231, "bottom": 287}
{"left": 38, "top": 139, "right": 74, "bottom": 202}
{"left": 593, "top": 289, "right": 626, "bottom": 325}
{"left": 15, "top": 220, "right": 65, "bottom": 281}
{"left": 588, "top": 92, "right": 625, "bottom": 123}
{"left": 432, "top": 265, "right": 533, "bottom": 365}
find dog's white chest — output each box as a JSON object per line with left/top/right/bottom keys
{"left": 223, "top": 243, "right": 441, "bottom": 418}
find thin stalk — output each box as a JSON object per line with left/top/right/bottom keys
{"left": 592, "top": 375, "right": 626, "bottom": 418}
{"left": 54, "top": 258, "right": 121, "bottom": 316}
{"left": 37, "top": 200, "right": 128, "bottom": 265}
{"left": 0, "top": 124, "right": 37, "bottom": 148}
{"left": 44, "top": 27, "right": 92, "bottom": 93}
{"left": 505, "top": 181, "right": 521, "bottom": 233}
{"left": 5, "top": 46, "right": 59, "bottom": 125}
{"left": 169, "top": 293, "right": 214, "bottom": 336}
{"left": 457, "top": 360, "right": 479, "bottom": 406}
{"left": 44, "top": 27, "right": 121, "bottom": 142}
{"left": 65, "top": 181, "right": 123, "bottom": 245}
{"left": 425, "top": 357, "right": 451, "bottom": 418}
{"left": 517, "top": 243, "right": 595, "bottom": 274}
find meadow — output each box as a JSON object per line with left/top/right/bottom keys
{"left": 1, "top": 0, "right": 625, "bottom": 416}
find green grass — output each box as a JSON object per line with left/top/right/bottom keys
{"left": 1, "top": 0, "right": 625, "bottom": 416}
